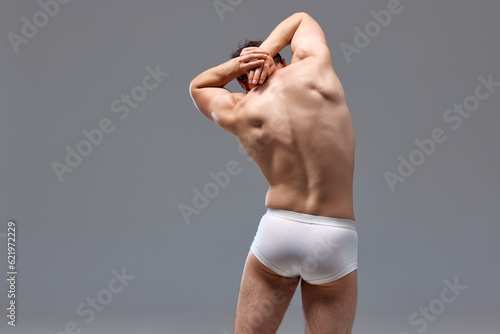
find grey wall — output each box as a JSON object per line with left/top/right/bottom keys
{"left": 1, "top": 0, "right": 498, "bottom": 333}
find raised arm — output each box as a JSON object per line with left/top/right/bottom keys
{"left": 189, "top": 50, "right": 273, "bottom": 131}
{"left": 259, "top": 12, "right": 331, "bottom": 65}
{"left": 189, "top": 58, "right": 244, "bottom": 131}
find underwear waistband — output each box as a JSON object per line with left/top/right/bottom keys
{"left": 265, "top": 208, "right": 356, "bottom": 230}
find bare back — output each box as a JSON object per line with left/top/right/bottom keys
{"left": 233, "top": 57, "right": 355, "bottom": 220}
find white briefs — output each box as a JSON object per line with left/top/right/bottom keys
{"left": 250, "top": 208, "right": 358, "bottom": 285}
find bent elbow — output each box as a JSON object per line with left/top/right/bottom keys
{"left": 189, "top": 79, "right": 198, "bottom": 93}
{"left": 294, "top": 12, "right": 310, "bottom": 19}
{"left": 189, "top": 80, "right": 201, "bottom": 112}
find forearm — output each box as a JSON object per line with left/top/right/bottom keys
{"left": 191, "top": 57, "right": 243, "bottom": 89}
{"left": 259, "top": 12, "right": 307, "bottom": 57}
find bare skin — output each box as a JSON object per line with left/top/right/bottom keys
{"left": 190, "top": 12, "right": 356, "bottom": 333}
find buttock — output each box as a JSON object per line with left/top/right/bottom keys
{"left": 250, "top": 208, "right": 358, "bottom": 285}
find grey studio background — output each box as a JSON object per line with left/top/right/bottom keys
{"left": 1, "top": 0, "right": 499, "bottom": 333}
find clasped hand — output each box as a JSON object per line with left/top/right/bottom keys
{"left": 239, "top": 47, "right": 276, "bottom": 86}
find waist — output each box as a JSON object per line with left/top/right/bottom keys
{"left": 264, "top": 208, "right": 356, "bottom": 230}
{"left": 265, "top": 185, "right": 355, "bottom": 221}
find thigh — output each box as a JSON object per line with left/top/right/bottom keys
{"left": 301, "top": 269, "right": 357, "bottom": 334}
{"left": 234, "top": 250, "right": 300, "bottom": 334}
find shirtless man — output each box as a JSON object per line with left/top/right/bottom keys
{"left": 189, "top": 12, "right": 357, "bottom": 334}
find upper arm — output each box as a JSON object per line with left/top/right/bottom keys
{"left": 289, "top": 13, "right": 332, "bottom": 66}
{"left": 189, "top": 81, "right": 243, "bottom": 133}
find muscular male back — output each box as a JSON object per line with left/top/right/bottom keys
{"left": 232, "top": 53, "right": 355, "bottom": 221}
{"left": 190, "top": 12, "right": 356, "bottom": 221}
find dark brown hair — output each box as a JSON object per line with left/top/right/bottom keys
{"left": 231, "top": 40, "right": 283, "bottom": 83}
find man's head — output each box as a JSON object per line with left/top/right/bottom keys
{"left": 231, "top": 40, "right": 286, "bottom": 92}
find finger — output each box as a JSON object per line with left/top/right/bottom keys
{"left": 239, "top": 53, "right": 268, "bottom": 63}
{"left": 240, "top": 60, "right": 265, "bottom": 72}
{"left": 260, "top": 57, "right": 274, "bottom": 83}
{"left": 247, "top": 49, "right": 269, "bottom": 55}
{"left": 239, "top": 54, "right": 266, "bottom": 74}
{"left": 241, "top": 47, "right": 268, "bottom": 55}
{"left": 241, "top": 47, "right": 258, "bottom": 53}
{"left": 259, "top": 60, "right": 270, "bottom": 84}
{"left": 240, "top": 49, "right": 265, "bottom": 57}
{"left": 240, "top": 50, "right": 269, "bottom": 61}
{"left": 248, "top": 69, "right": 255, "bottom": 84}
{"left": 240, "top": 57, "right": 267, "bottom": 68}
{"left": 240, "top": 47, "right": 255, "bottom": 56}
{"left": 253, "top": 66, "right": 262, "bottom": 84}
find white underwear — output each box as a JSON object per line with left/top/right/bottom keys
{"left": 250, "top": 208, "right": 358, "bottom": 285}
